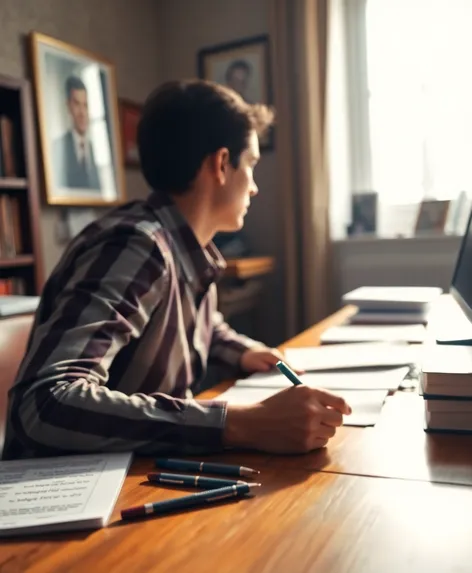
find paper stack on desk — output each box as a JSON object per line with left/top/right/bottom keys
{"left": 320, "top": 324, "right": 426, "bottom": 344}
{"left": 217, "top": 354, "right": 411, "bottom": 427}
{"left": 284, "top": 342, "right": 419, "bottom": 371}
{"left": 343, "top": 286, "right": 442, "bottom": 324}
{"left": 0, "top": 452, "right": 132, "bottom": 537}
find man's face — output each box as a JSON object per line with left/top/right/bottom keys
{"left": 67, "top": 88, "right": 89, "bottom": 135}
{"left": 227, "top": 67, "right": 250, "bottom": 98}
{"left": 215, "top": 130, "right": 260, "bottom": 232}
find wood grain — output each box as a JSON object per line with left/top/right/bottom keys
{"left": 3, "top": 305, "right": 472, "bottom": 572}
{"left": 3, "top": 468, "right": 472, "bottom": 573}
{"left": 223, "top": 257, "right": 275, "bottom": 279}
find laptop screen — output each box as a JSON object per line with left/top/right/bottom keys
{"left": 451, "top": 207, "right": 472, "bottom": 321}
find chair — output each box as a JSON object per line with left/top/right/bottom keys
{"left": 0, "top": 314, "right": 33, "bottom": 454}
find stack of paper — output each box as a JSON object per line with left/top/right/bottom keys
{"left": 216, "top": 343, "right": 416, "bottom": 427}
{"left": 320, "top": 324, "right": 426, "bottom": 344}
{"left": 284, "top": 342, "right": 419, "bottom": 371}
{"left": 343, "top": 286, "right": 442, "bottom": 324}
{"left": 217, "top": 384, "right": 389, "bottom": 427}
{"left": 0, "top": 453, "right": 132, "bottom": 537}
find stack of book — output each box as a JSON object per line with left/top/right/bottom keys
{"left": 342, "top": 286, "right": 443, "bottom": 324}
{"left": 421, "top": 345, "right": 472, "bottom": 432}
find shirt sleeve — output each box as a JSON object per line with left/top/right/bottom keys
{"left": 207, "top": 285, "right": 261, "bottom": 378}
{"left": 7, "top": 227, "right": 226, "bottom": 458}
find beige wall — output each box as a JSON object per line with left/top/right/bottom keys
{"left": 0, "top": 0, "right": 286, "bottom": 344}
{"left": 0, "top": 0, "right": 160, "bottom": 276}
{"left": 157, "top": 0, "right": 286, "bottom": 344}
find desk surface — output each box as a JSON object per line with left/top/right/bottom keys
{"left": 2, "top": 306, "right": 472, "bottom": 573}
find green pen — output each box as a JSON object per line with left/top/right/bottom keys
{"left": 276, "top": 360, "right": 303, "bottom": 386}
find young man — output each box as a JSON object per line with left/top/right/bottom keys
{"left": 3, "top": 80, "right": 350, "bottom": 460}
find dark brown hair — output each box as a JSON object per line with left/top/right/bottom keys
{"left": 137, "top": 79, "right": 274, "bottom": 194}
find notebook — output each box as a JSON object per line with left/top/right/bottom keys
{"left": 216, "top": 385, "right": 388, "bottom": 427}
{"left": 0, "top": 452, "right": 132, "bottom": 537}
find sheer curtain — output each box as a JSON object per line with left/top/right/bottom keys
{"left": 367, "top": 0, "right": 472, "bottom": 205}
{"left": 329, "top": 0, "right": 472, "bottom": 238}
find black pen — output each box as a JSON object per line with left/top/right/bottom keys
{"left": 121, "top": 482, "right": 261, "bottom": 520}
{"left": 155, "top": 458, "right": 260, "bottom": 477}
{"left": 147, "top": 472, "right": 246, "bottom": 489}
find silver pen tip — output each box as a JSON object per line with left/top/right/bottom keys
{"left": 248, "top": 483, "right": 262, "bottom": 488}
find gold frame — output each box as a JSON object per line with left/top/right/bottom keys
{"left": 30, "top": 32, "right": 126, "bottom": 206}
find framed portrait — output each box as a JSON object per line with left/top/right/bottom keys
{"left": 30, "top": 32, "right": 125, "bottom": 206}
{"left": 119, "top": 98, "right": 142, "bottom": 168}
{"left": 415, "top": 200, "right": 451, "bottom": 234}
{"left": 197, "top": 35, "right": 274, "bottom": 150}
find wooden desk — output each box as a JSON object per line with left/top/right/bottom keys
{"left": 2, "top": 307, "right": 472, "bottom": 573}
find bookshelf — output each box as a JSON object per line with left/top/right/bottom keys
{"left": 0, "top": 74, "right": 43, "bottom": 295}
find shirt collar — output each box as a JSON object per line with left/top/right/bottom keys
{"left": 147, "top": 191, "right": 226, "bottom": 292}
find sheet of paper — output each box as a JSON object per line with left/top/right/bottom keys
{"left": 236, "top": 366, "right": 409, "bottom": 391}
{"left": 320, "top": 324, "right": 426, "bottom": 344}
{"left": 216, "top": 386, "right": 388, "bottom": 427}
{"left": 284, "top": 342, "right": 419, "bottom": 371}
{"left": 0, "top": 452, "right": 132, "bottom": 536}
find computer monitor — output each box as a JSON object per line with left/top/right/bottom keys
{"left": 436, "top": 206, "right": 472, "bottom": 344}
{"left": 451, "top": 207, "right": 472, "bottom": 322}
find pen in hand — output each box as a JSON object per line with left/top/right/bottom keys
{"left": 276, "top": 360, "right": 303, "bottom": 385}
{"left": 121, "top": 482, "right": 261, "bottom": 520}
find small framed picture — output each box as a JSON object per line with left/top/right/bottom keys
{"left": 349, "top": 192, "right": 378, "bottom": 236}
{"left": 415, "top": 200, "right": 451, "bottom": 234}
{"left": 30, "top": 32, "right": 125, "bottom": 206}
{"left": 197, "top": 35, "right": 274, "bottom": 150}
{"left": 119, "top": 98, "right": 142, "bottom": 168}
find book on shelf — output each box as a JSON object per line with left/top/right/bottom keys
{"left": 0, "top": 115, "right": 17, "bottom": 177}
{"left": 0, "top": 194, "right": 23, "bottom": 257}
{"left": 0, "top": 278, "right": 27, "bottom": 295}
{"left": 0, "top": 452, "right": 132, "bottom": 537}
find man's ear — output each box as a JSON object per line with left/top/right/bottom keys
{"left": 212, "top": 147, "right": 230, "bottom": 185}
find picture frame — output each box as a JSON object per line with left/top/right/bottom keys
{"left": 119, "top": 98, "right": 142, "bottom": 168}
{"left": 349, "top": 192, "right": 378, "bottom": 236}
{"left": 415, "top": 199, "right": 451, "bottom": 234}
{"left": 30, "top": 32, "right": 125, "bottom": 206}
{"left": 197, "top": 34, "right": 274, "bottom": 151}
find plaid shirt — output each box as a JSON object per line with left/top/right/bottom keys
{"left": 3, "top": 192, "right": 259, "bottom": 459}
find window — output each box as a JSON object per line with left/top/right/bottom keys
{"left": 329, "top": 0, "right": 472, "bottom": 238}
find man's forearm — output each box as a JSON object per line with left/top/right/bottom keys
{"left": 11, "top": 378, "right": 226, "bottom": 456}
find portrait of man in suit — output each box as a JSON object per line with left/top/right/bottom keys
{"left": 53, "top": 75, "right": 101, "bottom": 191}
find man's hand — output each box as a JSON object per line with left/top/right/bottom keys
{"left": 240, "top": 346, "right": 303, "bottom": 374}
{"left": 223, "top": 385, "right": 352, "bottom": 454}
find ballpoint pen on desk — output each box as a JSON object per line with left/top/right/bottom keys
{"left": 155, "top": 458, "right": 260, "bottom": 477}
{"left": 276, "top": 360, "right": 304, "bottom": 386}
{"left": 121, "top": 482, "right": 261, "bottom": 520}
{"left": 147, "top": 472, "right": 247, "bottom": 489}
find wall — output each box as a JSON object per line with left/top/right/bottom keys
{"left": 0, "top": 0, "right": 161, "bottom": 276}
{"left": 156, "top": 0, "right": 286, "bottom": 345}
{"left": 332, "top": 236, "right": 462, "bottom": 304}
